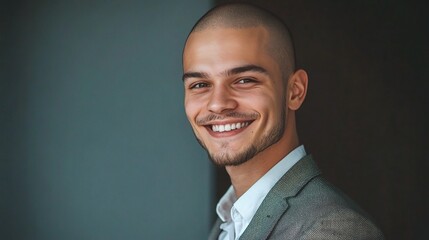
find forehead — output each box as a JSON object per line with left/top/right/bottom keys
{"left": 183, "top": 27, "right": 277, "bottom": 73}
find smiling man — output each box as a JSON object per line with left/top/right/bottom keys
{"left": 183, "top": 3, "right": 383, "bottom": 240}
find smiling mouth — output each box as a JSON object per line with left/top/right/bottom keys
{"left": 208, "top": 121, "right": 252, "bottom": 133}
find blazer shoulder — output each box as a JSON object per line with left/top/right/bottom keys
{"left": 298, "top": 207, "right": 385, "bottom": 240}
{"left": 269, "top": 174, "right": 384, "bottom": 239}
{"left": 237, "top": 155, "right": 384, "bottom": 240}
{"left": 266, "top": 177, "right": 384, "bottom": 240}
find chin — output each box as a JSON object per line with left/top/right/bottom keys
{"left": 207, "top": 145, "right": 258, "bottom": 167}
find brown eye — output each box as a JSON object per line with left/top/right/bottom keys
{"left": 190, "top": 82, "right": 209, "bottom": 89}
{"left": 237, "top": 78, "right": 256, "bottom": 84}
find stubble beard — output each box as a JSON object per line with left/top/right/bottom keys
{"left": 195, "top": 106, "right": 286, "bottom": 167}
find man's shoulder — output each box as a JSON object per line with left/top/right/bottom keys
{"left": 270, "top": 176, "right": 384, "bottom": 239}
{"left": 290, "top": 175, "right": 364, "bottom": 213}
{"left": 269, "top": 155, "right": 375, "bottom": 220}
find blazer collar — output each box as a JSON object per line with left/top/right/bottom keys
{"left": 239, "top": 155, "right": 321, "bottom": 240}
{"left": 208, "top": 218, "right": 222, "bottom": 240}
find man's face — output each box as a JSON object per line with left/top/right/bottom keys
{"left": 183, "top": 27, "right": 288, "bottom": 166}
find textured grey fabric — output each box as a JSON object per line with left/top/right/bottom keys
{"left": 208, "top": 155, "right": 384, "bottom": 240}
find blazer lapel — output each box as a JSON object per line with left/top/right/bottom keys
{"left": 208, "top": 218, "right": 222, "bottom": 240}
{"left": 239, "top": 155, "right": 321, "bottom": 240}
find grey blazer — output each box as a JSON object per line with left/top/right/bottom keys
{"left": 208, "top": 155, "right": 384, "bottom": 240}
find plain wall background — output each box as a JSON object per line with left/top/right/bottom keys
{"left": 215, "top": 1, "right": 428, "bottom": 240}
{"left": 1, "top": 1, "right": 213, "bottom": 239}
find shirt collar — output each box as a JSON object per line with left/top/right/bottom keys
{"left": 216, "top": 185, "right": 236, "bottom": 222}
{"left": 216, "top": 145, "right": 306, "bottom": 223}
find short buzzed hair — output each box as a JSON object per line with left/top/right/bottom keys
{"left": 188, "top": 3, "right": 296, "bottom": 78}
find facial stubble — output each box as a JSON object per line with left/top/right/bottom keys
{"left": 194, "top": 104, "right": 286, "bottom": 167}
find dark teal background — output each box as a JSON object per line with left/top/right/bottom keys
{"left": 1, "top": 1, "right": 212, "bottom": 239}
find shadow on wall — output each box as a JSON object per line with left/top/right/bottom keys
{"left": 215, "top": 1, "right": 429, "bottom": 240}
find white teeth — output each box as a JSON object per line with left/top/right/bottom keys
{"left": 219, "top": 125, "right": 225, "bottom": 132}
{"left": 211, "top": 122, "right": 250, "bottom": 132}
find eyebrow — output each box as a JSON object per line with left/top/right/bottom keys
{"left": 223, "top": 64, "right": 268, "bottom": 77}
{"left": 182, "top": 64, "right": 268, "bottom": 82}
{"left": 182, "top": 72, "right": 210, "bottom": 82}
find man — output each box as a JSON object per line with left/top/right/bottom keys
{"left": 182, "top": 3, "right": 384, "bottom": 240}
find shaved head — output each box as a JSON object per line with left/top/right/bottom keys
{"left": 182, "top": 3, "right": 309, "bottom": 168}
{"left": 187, "top": 3, "right": 296, "bottom": 78}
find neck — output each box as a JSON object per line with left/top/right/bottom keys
{"left": 226, "top": 113, "right": 299, "bottom": 198}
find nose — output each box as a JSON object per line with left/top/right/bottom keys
{"left": 207, "top": 86, "right": 238, "bottom": 114}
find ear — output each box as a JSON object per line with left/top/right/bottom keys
{"left": 287, "top": 69, "right": 308, "bottom": 111}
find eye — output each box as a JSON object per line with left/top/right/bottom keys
{"left": 236, "top": 78, "right": 257, "bottom": 84}
{"left": 189, "top": 82, "right": 210, "bottom": 89}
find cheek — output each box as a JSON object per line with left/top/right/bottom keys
{"left": 241, "top": 92, "right": 279, "bottom": 113}
{"left": 184, "top": 98, "right": 201, "bottom": 122}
